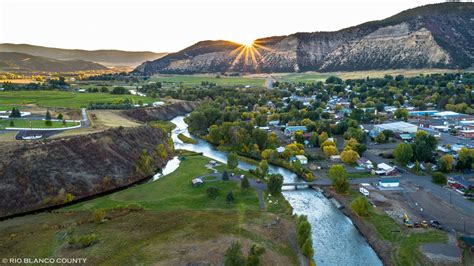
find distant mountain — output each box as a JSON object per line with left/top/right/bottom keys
{"left": 0, "top": 52, "right": 107, "bottom": 72}
{"left": 134, "top": 2, "right": 474, "bottom": 75}
{"left": 0, "top": 44, "right": 167, "bottom": 67}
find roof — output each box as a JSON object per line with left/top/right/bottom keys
{"left": 433, "top": 111, "right": 466, "bottom": 117}
{"left": 399, "top": 134, "right": 413, "bottom": 140}
{"left": 377, "top": 163, "right": 394, "bottom": 171}
{"left": 276, "top": 146, "right": 285, "bottom": 153}
{"left": 295, "top": 155, "right": 307, "bottom": 160}
{"left": 374, "top": 122, "right": 417, "bottom": 131}
{"left": 285, "top": 126, "right": 307, "bottom": 132}
{"left": 379, "top": 179, "right": 400, "bottom": 183}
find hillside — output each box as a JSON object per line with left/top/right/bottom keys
{"left": 0, "top": 44, "right": 167, "bottom": 67}
{"left": 134, "top": 2, "right": 474, "bottom": 75}
{"left": 0, "top": 52, "right": 108, "bottom": 73}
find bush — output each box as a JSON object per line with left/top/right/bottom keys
{"left": 432, "top": 172, "right": 447, "bottom": 185}
{"left": 267, "top": 174, "right": 283, "bottom": 195}
{"left": 241, "top": 176, "right": 250, "bottom": 190}
{"left": 224, "top": 241, "right": 245, "bottom": 266}
{"left": 226, "top": 191, "right": 235, "bottom": 203}
{"left": 222, "top": 170, "right": 229, "bottom": 181}
{"left": 92, "top": 210, "right": 106, "bottom": 224}
{"left": 350, "top": 196, "right": 370, "bottom": 217}
{"left": 206, "top": 186, "right": 219, "bottom": 199}
{"left": 68, "top": 233, "right": 98, "bottom": 249}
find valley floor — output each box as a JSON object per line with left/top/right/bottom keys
{"left": 0, "top": 152, "right": 299, "bottom": 265}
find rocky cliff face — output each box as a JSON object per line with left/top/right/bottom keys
{"left": 123, "top": 101, "right": 198, "bottom": 122}
{"left": 134, "top": 3, "right": 473, "bottom": 74}
{"left": 0, "top": 126, "right": 173, "bottom": 217}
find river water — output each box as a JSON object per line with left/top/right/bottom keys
{"left": 164, "top": 116, "right": 382, "bottom": 266}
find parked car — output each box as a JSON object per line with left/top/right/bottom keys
{"left": 430, "top": 220, "right": 443, "bottom": 230}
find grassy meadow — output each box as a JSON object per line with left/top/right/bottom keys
{"left": 0, "top": 119, "right": 80, "bottom": 129}
{"left": 0, "top": 90, "right": 156, "bottom": 109}
{"left": 150, "top": 74, "right": 266, "bottom": 87}
{"left": 0, "top": 155, "right": 298, "bottom": 265}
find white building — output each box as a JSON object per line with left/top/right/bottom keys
{"left": 295, "top": 155, "right": 308, "bottom": 165}
{"left": 374, "top": 122, "right": 418, "bottom": 134}
{"left": 378, "top": 179, "right": 400, "bottom": 188}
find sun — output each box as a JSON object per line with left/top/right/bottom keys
{"left": 238, "top": 38, "right": 255, "bottom": 47}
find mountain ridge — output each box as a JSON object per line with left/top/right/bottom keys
{"left": 0, "top": 52, "right": 108, "bottom": 73}
{"left": 0, "top": 43, "right": 168, "bottom": 67}
{"left": 134, "top": 2, "right": 474, "bottom": 75}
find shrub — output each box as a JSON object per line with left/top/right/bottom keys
{"left": 432, "top": 172, "right": 447, "bottom": 185}
{"left": 241, "top": 176, "right": 250, "bottom": 190}
{"left": 222, "top": 170, "right": 229, "bottom": 181}
{"left": 226, "top": 191, "right": 235, "bottom": 203}
{"left": 268, "top": 174, "right": 283, "bottom": 195}
{"left": 206, "top": 186, "right": 219, "bottom": 199}
{"left": 92, "top": 210, "right": 106, "bottom": 224}
{"left": 350, "top": 196, "right": 370, "bottom": 217}
{"left": 224, "top": 241, "right": 245, "bottom": 266}
{"left": 68, "top": 233, "right": 98, "bottom": 249}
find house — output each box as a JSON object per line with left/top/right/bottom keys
{"left": 284, "top": 126, "right": 307, "bottom": 136}
{"left": 77, "top": 89, "right": 86, "bottom": 93}
{"left": 0, "top": 87, "right": 4, "bottom": 91}
{"left": 330, "top": 155, "right": 341, "bottom": 162}
{"left": 374, "top": 163, "right": 396, "bottom": 176}
{"left": 432, "top": 111, "right": 467, "bottom": 120}
{"left": 374, "top": 122, "right": 418, "bottom": 134}
{"left": 276, "top": 146, "right": 285, "bottom": 153}
{"left": 268, "top": 120, "right": 280, "bottom": 126}
{"left": 152, "top": 101, "right": 165, "bottom": 107}
{"left": 399, "top": 134, "right": 413, "bottom": 142}
{"left": 357, "top": 157, "right": 373, "bottom": 169}
{"left": 295, "top": 155, "right": 308, "bottom": 165}
{"left": 409, "top": 110, "right": 439, "bottom": 117}
{"left": 378, "top": 179, "right": 400, "bottom": 188}
{"left": 448, "top": 176, "right": 474, "bottom": 190}
{"left": 192, "top": 178, "right": 204, "bottom": 187}
{"left": 460, "top": 130, "right": 474, "bottom": 138}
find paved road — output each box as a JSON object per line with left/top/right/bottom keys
{"left": 420, "top": 127, "right": 474, "bottom": 147}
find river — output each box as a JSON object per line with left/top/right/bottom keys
{"left": 164, "top": 116, "right": 382, "bottom": 266}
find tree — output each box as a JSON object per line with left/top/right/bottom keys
{"left": 267, "top": 174, "right": 283, "bottom": 195}
{"left": 226, "top": 191, "right": 235, "bottom": 203}
{"left": 329, "top": 165, "right": 349, "bottom": 194}
{"left": 332, "top": 175, "right": 350, "bottom": 194}
{"left": 206, "top": 186, "right": 219, "bottom": 199}
{"left": 241, "top": 176, "right": 250, "bottom": 190}
{"left": 438, "top": 154, "right": 454, "bottom": 173}
{"left": 246, "top": 244, "right": 265, "bottom": 266}
{"left": 456, "top": 147, "right": 474, "bottom": 171}
{"left": 92, "top": 210, "right": 106, "bottom": 224}
{"left": 258, "top": 160, "right": 269, "bottom": 178}
{"left": 412, "top": 131, "right": 437, "bottom": 162}
{"left": 394, "top": 108, "right": 408, "bottom": 121}
{"left": 350, "top": 196, "right": 370, "bottom": 217}
{"left": 57, "top": 113, "right": 63, "bottom": 120}
{"left": 45, "top": 109, "right": 52, "bottom": 126}
{"left": 224, "top": 241, "right": 245, "bottom": 266}
{"left": 9, "top": 120, "right": 14, "bottom": 127}
{"left": 293, "top": 159, "right": 302, "bottom": 174}
{"left": 222, "top": 170, "right": 229, "bottom": 181}
{"left": 328, "top": 164, "right": 347, "bottom": 180}
{"left": 228, "top": 152, "right": 239, "bottom": 169}
{"left": 393, "top": 143, "right": 413, "bottom": 165}
{"left": 375, "top": 132, "right": 386, "bottom": 144}
{"left": 302, "top": 238, "right": 314, "bottom": 258}
{"left": 341, "top": 149, "right": 359, "bottom": 165}
{"left": 432, "top": 172, "right": 447, "bottom": 185}
{"left": 323, "top": 145, "right": 338, "bottom": 158}
{"left": 318, "top": 132, "right": 328, "bottom": 147}
{"left": 294, "top": 131, "right": 305, "bottom": 144}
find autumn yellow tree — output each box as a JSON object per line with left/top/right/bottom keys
{"left": 341, "top": 149, "right": 359, "bottom": 165}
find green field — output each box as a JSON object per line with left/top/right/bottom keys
{"left": 0, "top": 119, "right": 80, "bottom": 129}
{"left": 0, "top": 91, "right": 157, "bottom": 109}
{"left": 0, "top": 155, "right": 298, "bottom": 265}
{"left": 274, "top": 72, "right": 332, "bottom": 83}
{"left": 150, "top": 74, "right": 266, "bottom": 87}
{"left": 66, "top": 155, "right": 259, "bottom": 212}
{"left": 363, "top": 206, "right": 447, "bottom": 266}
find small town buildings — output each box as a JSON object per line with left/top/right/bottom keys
{"left": 330, "top": 155, "right": 341, "bottom": 162}
{"left": 191, "top": 178, "right": 203, "bottom": 187}
{"left": 295, "top": 155, "right": 308, "bottom": 165}
{"left": 448, "top": 176, "right": 474, "bottom": 191}
{"left": 268, "top": 120, "right": 280, "bottom": 126}
{"left": 276, "top": 146, "right": 285, "bottom": 153}
{"left": 284, "top": 126, "right": 307, "bottom": 136}
{"left": 152, "top": 101, "right": 165, "bottom": 107}
{"left": 374, "top": 163, "right": 397, "bottom": 176}
{"left": 409, "top": 110, "right": 439, "bottom": 117}
{"left": 357, "top": 157, "right": 373, "bottom": 169}
{"left": 432, "top": 111, "right": 467, "bottom": 120}
{"left": 378, "top": 179, "right": 400, "bottom": 188}
{"left": 460, "top": 130, "right": 474, "bottom": 138}
{"left": 374, "top": 121, "right": 418, "bottom": 134}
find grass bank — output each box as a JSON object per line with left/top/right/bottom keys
{"left": 177, "top": 133, "right": 197, "bottom": 144}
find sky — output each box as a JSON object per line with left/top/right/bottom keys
{"left": 0, "top": 0, "right": 445, "bottom": 53}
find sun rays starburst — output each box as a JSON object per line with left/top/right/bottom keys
{"left": 229, "top": 40, "right": 273, "bottom": 72}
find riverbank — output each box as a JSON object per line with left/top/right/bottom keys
{"left": 0, "top": 154, "right": 301, "bottom": 265}
{"left": 321, "top": 186, "right": 392, "bottom": 265}
{"left": 321, "top": 185, "right": 449, "bottom": 266}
